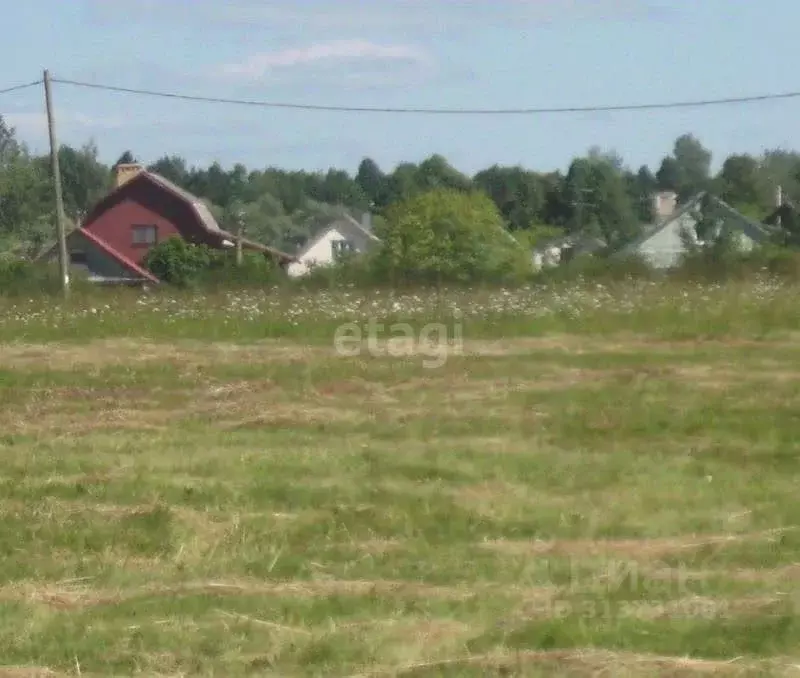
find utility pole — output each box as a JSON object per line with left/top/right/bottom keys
{"left": 43, "top": 69, "right": 69, "bottom": 296}
{"left": 235, "top": 208, "right": 244, "bottom": 266}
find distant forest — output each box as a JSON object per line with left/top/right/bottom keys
{"left": 1, "top": 113, "right": 797, "bottom": 257}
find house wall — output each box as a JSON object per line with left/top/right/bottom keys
{"left": 287, "top": 226, "right": 374, "bottom": 278}
{"left": 82, "top": 179, "right": 208, "bottom": 265}
{"left": 635, "top": 212, "right": 698, "bottom": 269}
{"left": 48, "top": 231, "right": 141, "bottom": 280}
{"left": 635, "top": 212, "right": 763, "bottom": 269}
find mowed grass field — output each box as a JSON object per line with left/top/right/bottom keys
{"left": 2, "top": 282, "right": 800, "bottom": 676}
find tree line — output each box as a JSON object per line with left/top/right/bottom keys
{"left": 2, "top": 112, "right": 800, "bottom": 259}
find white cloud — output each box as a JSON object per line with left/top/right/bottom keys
{"left": 217, "top": 40, "right": 429, "bottom": 80}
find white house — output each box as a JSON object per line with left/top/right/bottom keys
{"left": 287, "top": 213, "right": 380, "bottom": 278}
{"left": 618, "top": 192, "right": 772, "bottom": 269}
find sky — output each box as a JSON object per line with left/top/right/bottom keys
{"left": 2, "top": 0, "right": 800, "bottom": 177}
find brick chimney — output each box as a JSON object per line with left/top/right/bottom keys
{"left": 652, "top": 191, "right": 678, "bottom": 220}
{"left": 114, "top": 162, "right": 143, "bottom": 188}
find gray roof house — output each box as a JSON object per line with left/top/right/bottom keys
{"left": 287, "top": 212, "right": 380, "bottom": 277}
{"left": 617, "top": 192, "right": 773, "bottom": 269}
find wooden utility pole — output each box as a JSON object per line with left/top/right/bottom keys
{"left": 43, "top": 69, "right": 69, "bottom": 295}
{"left": 235, "top": 210, "right": 244, "bottom": 266}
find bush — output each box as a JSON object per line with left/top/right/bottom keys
{"left": 290, "top": 253, "right": 382, "bottom": 290}
{"left": 536, "top": 252, "right": 657, "bottom": 284}
{"left": 143, "top": 237, "right": 282, "bottom": 288}
{"left": 0, "top": 260, "right": 94, "bottom": 297}
{"left": 197, "top": 249, "right": 280, "bottom": 290}
{"left": 668, "top": 243, "right": 800, "bottom": 283}
{"left": 143, "top": 238, "right": 213, "bottom": 287}
{"left": 372, "top": 189, "right": 531, "bottom": 286}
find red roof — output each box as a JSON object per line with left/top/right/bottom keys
{"left": 75, "top": 227, "right": 160, "bottom": 283}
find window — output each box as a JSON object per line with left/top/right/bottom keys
{"left": 132, "top": 225, "right": 157, "bottom": 246}
{"left": 331, "top": 239, "right": 353, "bottom": 259}
{"left": 69, "top": 251, "right": 87, "bottom": 265}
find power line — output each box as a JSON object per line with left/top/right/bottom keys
{"left": 0, "top": 79, "right": 43, "bottom": 96}
{"left": 51, "top": 76, "right": 800, "bottom": 115}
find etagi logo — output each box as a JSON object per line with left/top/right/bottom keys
{"left": 333, "top": 315, "right": 463, "bottom": 368}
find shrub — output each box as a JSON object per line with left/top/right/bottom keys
{"left": 372, "top": 188, "right": 531, "bottom": 286}
{"left": 536, "top": 252, "right": 656, "bottom": 284}
{"left": 142, "top": 238, "right": 213, "bottom": 287}
{"left": 0, "top": 260, "right": 94, "bottom": 296}
{"left": 197, "top": 249, "right": 280, "bottom": 289}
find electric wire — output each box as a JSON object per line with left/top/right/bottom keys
{"left": 48, "top": 77, "right": 800, "bottom": 115}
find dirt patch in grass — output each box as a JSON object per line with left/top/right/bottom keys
{"left": 481, "top": 528, "right": 798, "bottom": 560}
{"left": 3, "top": 579, "right": 555, "bottom": 610}
{"left": 0, "top": 380, "right": 366, "bottom": 435}
{"left": 647, "top": 563, "right": 800, "bottom": 584}
{"left": 455, "top": 335, "right": 778, "bottom": 356}
{"left": 0, "top": 669, "right": 64, "bottom": 678}
{"left": 0, "top": 340, "right": 327, "bottom": 370}
{"left": 349, "top": 648, "right": 794, "bottom": 677}
{"left": 610, "top": 595, "right": 786, "bottom": 621}
{"left": 355, "top": 539, "right": 404, "bottom": 555}
{"left": 218, "top": 403, "right": 368, "bottom": 429}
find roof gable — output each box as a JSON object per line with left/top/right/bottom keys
{"left": 295, "top": 214, "right": 379, "bottom": 259}
{"left": 621, "top": 192, "right": 771, "bottom": 253}
{"left": 142, "top": 172, "right": 222, "bottom": 234}
{"left": 83, "top": 170, "right": 295, "bottom": 263}
{"left": 51, "top": 228, "right": 160, "bottom": 283}
{"left": 83, "top": 170, "right": 222, "bottom": 237}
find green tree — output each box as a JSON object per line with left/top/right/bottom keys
{"left": 383, "top": 162, "right": 420, "bottom": 205}
{"left": 226, "top": 194, "right": 297, "bottom": 251}
{"left": 564, "top": 155, "right": 639, "bottom": 247}
{"left": 655, "top": 157, "right": 680, "bottom": 192}
{"left": 759, "top": 149, "right": 800, "bottom": 206}
{"left": 355, "top": 157, "right": 387, "bottom": 207}
{"left": 657, "top": 134, "right": 712, "bottom": 200}
{"left": 53, "top": 142, "right": 110, "bottom": 219}
{"left": 0, "top": 115, "right": 20, "bottom": 164}
{"left": 148, "top": 155, "right": 190, "bottom": 187}
{"left": 373, "top": 188, "right": 529, "bottom": 284}
{"left": 415, "top": 154, "right": 472, "bottom": 193}
{"left": 473, "top": 165, "right": 545, "bottom": 231}
{"left": 626, "top": 166, "right": 657, "bottom": 223}
{"left": 310, "top": 168, "right": 367, "bottom": 208}
{"left": 0, "top": 156, "right": 48, "bottom": 235}
{"left": 716, "top": 154, "right": 760, "bottom": 210}
{"left": 114, "top": 150, "right": 137, "bottom": 166}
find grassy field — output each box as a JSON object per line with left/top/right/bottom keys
{"left": 2, "top": 280, "right": 800, "bottom": 676}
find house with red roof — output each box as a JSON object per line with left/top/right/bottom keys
{"left": 42, "top": 163, "right": 296, "bottom": 284}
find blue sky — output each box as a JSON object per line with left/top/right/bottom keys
{"left": 2, "top": 0, "right": 800, "bottom": 177}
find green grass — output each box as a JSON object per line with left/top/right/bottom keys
{"left": 1, "top": 280, "right": 800, "bottom": 675}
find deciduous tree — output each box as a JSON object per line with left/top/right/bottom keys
{"left": 373, "top": 188, "right": 529, "bottom": 284}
